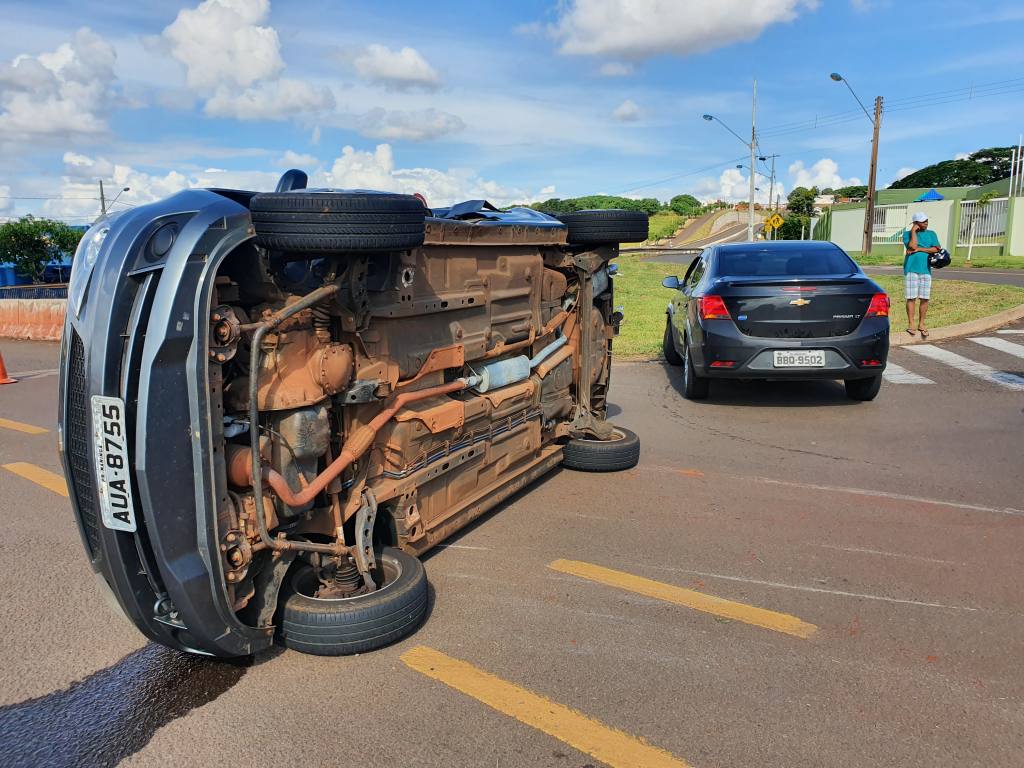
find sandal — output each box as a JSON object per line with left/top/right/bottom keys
{"left": 906, "top": 328, "right": 916, "bottom": 336}
{"left": 918, "top": 327, "right": 929, "bottom": 339}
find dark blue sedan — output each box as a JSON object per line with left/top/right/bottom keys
{"left": 662, "top": 240, "right": 890, "bottom": 401}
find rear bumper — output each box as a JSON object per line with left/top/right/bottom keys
{"left": 694, "top": 318, "right": 889, "bottom": 380}
{"left": 58, "top": 189, "right": 270, "bottom": 657}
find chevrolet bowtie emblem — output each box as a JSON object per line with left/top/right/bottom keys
{"left": 789, "top": 298, "right": 811, "bottom": 306}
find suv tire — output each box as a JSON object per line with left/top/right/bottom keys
{"left": 562, "top": 426, "right": 640, "bottom": 472}
{"left": 554, "top": 209, "right": 649, "bottom": 245}
{"left": 251, "top": 190, "right": 427, "bottom": 253}
{"left": 278, "top": 547, "right": 428, "bottom": 655}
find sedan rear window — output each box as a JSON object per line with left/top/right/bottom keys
{"left": 715, "top": 248, "right": 857, "bottom": 277}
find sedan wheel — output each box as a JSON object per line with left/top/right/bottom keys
{"left": 682, "top": 337, "right": 709, "bottom": 400}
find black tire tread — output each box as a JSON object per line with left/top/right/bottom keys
{"left": 250, "top": 190, "right": 426, "bottom": 253}
{"left": 663, "top": 318, "right": 683, "bottom": 365}
{"left": 845, "top": 374, "right": 883, "bottom": 401}
{"left": 562, "top": 426, "right": 640, "bottom": 472}
{"left": 555, "top": 209, "right": 649, "bottom": 244}
{"left": 278, "top": 548, "right": 428, "bottom": 656}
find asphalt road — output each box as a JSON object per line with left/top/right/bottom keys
{"left": 1, "top": 335, "right": 1023, "bottom": 768}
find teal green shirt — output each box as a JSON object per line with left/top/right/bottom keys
{"left": 903, "top": 229, "right": 939, "bottom": 274}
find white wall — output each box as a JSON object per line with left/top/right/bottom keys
{"left": 830, "top": 207, "right": 864, "bottom": 251}
{"left": 1009, "top": 198, "right": 1024, "bottom": 257}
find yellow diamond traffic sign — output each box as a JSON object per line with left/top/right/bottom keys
{"left": 767, "top": 213, "right": 784, "bottom": 229}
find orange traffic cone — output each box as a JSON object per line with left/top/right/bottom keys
{"left": 0, "top": 350, "right": 16, "bottom": 385}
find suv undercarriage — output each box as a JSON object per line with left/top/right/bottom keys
{"left": 58, "top": 173, "right": 645, "bottom": 656}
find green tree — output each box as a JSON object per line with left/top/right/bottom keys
{"left": 531, "top": 194, "right": 663, "bottom": 216}
{"left": 833, "top": 185, "right": 868, "bottom": 199}
{"left": 668, "top": 194, "right": 700, "bottom": 216}
{"left": 0, "top": 216, "right": 83, "bottom": 283}
{"left": 775, "top": 214, "right": 810, "bottom": 240}
{"left": 889, "top": 147, "right": 1014, "bottom": 189}
{"left": 786, "top": 186, "right": 816, "bottom": 216}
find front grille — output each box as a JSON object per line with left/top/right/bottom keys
{"left": 66, "top": 331, "right": 102, "bottom": 562}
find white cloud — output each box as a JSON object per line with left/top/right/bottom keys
{"left": 277, "top": 149, "right": 319, "bottom": 168}
{"left": 161, "top": 0, "right": 332, "bottom": 119}
{"left": 787, "top": 158, "right": 861, "bottom": 190}
{"left": 354, "top": 107, "right": 465, "bottom": 141}
{"left": 893, "top": 166, "right": 916, "bottom": 183}
{"left": 204, "top": 78, "right": 334, "bottom": 120}
{"left": 322, "top": 144, "right": 546, "bottom": 207}
{"left": 0, "top": 186, "right": 13, "bottom": 216}
{"left": 45, "top": 144, "right": 548, "bottom": 222}
{"left": 352, "top": 44, "right": 441, "bottom": 91}
{"left": 552, "top": 0, "right": 818, "bottom": 60}
{"left": 0, "top": 27, "right": 117, "bottom": 144}
{"left": 612, "top": 99, "right": 641, "bottom": 121}
{"left": 954, "top": 152, "right": 970, "bottom": 161}
{"left": 694, "top": 167, "right": 779, "bottom": 204}
{"left": 599, "top": 62, "right": 634, "bottom": 77}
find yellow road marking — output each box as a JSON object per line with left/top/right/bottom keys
{"left": 401, "top": 646, "right": 691, "bottom": 768}
{"left": 549, "top": 559, "right": 816, "bottom": 640}
{"left": 0, "top": 417, "right": 48, "bottom": 435}
{"left": 2, "top": 462, "right": 68, "bottom": 497}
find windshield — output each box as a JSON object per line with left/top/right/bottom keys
{"left": 715, "top": 247, "right": 857, "bottom": 277}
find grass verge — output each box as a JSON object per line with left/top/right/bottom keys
{"left": 853, "top": 251, "right": 1024, "bottom": 270}
{"left": 612, "top": 252, "right": 1024, "bottom": 360}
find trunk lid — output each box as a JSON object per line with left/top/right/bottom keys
{"left": 718, "top": 276, "right": 877, "bottom": 339}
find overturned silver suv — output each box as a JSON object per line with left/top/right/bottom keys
{"left": 58, "top": 171, "right": 645, "bottom": 656}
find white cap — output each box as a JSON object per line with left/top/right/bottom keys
{"left": 911, "top": 211, "right": 928, "bottom": 223}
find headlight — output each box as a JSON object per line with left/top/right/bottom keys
{"left": 68, "top": 224, "right": 109, "bottom": 316}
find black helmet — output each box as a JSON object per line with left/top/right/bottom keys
{"left": 929, "top": 248, "right": 951, "bottom": 269}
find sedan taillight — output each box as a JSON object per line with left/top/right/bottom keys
{"left": 865, "top": 292, "right": 889, "bottom": 317}
{"left": 700, "top": 295, "right": 730, "bottom": 320}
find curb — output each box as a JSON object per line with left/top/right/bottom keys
{"left": 889, "top": 303, "right": 1024, "bottom": 346}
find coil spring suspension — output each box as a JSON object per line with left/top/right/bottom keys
{"left": 312, "top": 304, "right": 332, "bottom": 343}
{"left": 332, "top": 557, "right": 363, "bottom": 594}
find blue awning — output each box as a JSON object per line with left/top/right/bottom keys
{"left": 915, "top": 188, "right": 944, "bottom": 201}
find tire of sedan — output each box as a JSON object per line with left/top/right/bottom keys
{"left": 561, "top": 426, "right": 641, "bottom": 472}
{"left": 663, "top": 317, "right": 683, "bottom": 365}
{"left": 682, "top": 338, "right": 709, "bottom": 400}
{"left": 250, "top": 190, "right": 427, "bottom": 252}
{"left": 554, "top": 209, "right": 649, "bottom": 245}
{"left": 844, "top": 374, "right": 883, "bottom": 401}
{"left": 278, "top": 547, "right": 428, "bottom": 656}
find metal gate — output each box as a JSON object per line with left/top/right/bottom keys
{"left": 871, "top": 204, "right": 909, "bottom": 245}
{"left": 958, "top": 198, "right": 1008, "bottom": 246}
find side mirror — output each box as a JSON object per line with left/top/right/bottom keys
{"left": 662, "top": 275, "right": 681, "bottom": 290}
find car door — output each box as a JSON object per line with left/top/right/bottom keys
{"left": 668, "top": 254, "right": 701, "bottom": 348}
{"left": 681, "top": 252, "right": 709, "bottom": 347}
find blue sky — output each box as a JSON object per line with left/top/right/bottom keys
{"left": 2, "top": 0, "right": 1024, "bottom": 223}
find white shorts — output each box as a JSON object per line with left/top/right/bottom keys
{"left": 905, "top": 272, "right": 932, "bottom": 300}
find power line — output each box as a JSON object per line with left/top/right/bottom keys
{"left": 615, "top": 154, "right": 749, "bottom": 194}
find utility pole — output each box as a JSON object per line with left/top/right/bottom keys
{"left": 99, "top": 179, "right": 107, "bottom": 217}
{"left": 748, "top": 79, "right": 757, "bottom": 242}
{"left": 863, "top": 95, "right": 883, "bottom": 257}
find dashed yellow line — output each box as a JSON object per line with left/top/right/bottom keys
{"left": 2, "top": 462, "right": 68, "bottom": 497}
{"left": 549, "top": 559, "right": 817, "bottom": 640}
{"left": 401, "top": 646, "right": 691, "bottom": 768}
{"left": 0, "top": 417, "right": 48, "bottom": 435}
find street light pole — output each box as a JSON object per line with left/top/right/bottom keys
{"left": 830, "top": 73, "right": 882, "bottom": 256}
{"left": 702, "top": 79, "right": 759, "bottom": 242}
{"left": 748, "top": 79, "right": 757, "bottom": 242}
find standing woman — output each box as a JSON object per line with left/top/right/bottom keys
{"left": 902, "top": 211, "right": 941, "bottom": 338}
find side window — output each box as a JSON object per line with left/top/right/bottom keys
{"left": 686, "top": 257, "right": 706, "bottom": 291}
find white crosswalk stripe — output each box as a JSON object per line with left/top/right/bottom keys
{"left": 969, "top": 336, "right": 1024, "bottom": 359}
{"left": 882, "top": 362, "right": 934, "bottom": 384}
{"left": 906, "top": 344, "right": 1024, "bottom": 391}
{"left": 995, "top": 329, "right": 1024, "bottom": 335}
